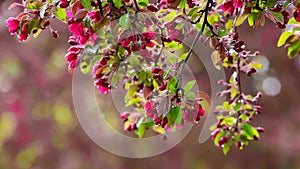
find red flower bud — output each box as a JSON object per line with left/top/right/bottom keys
{"left": 211, "top": 128, "right": 221, "bottom": 139}
{"left": 218, "top": 136, "right": 228, "bottom": 147}
{"left": 161, "top": 117, "right": 168, "bottom": 128}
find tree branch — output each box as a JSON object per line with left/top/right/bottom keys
{"left": 97, "top": 0, "right": 104, "bottom": 17}
{"left": 177, "top": 0, "right": 217, "bottom": 88}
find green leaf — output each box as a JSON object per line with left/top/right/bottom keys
{"left": 166, "top": 106, "right": 182, "bottom": 126}
{"left": 80, "top": 61, "right": 91, "bottom": 74}
{"left": 54, "top": 8, "right": 67, "bottom": 22}
{"left": 179, "top": 0, "right": 187, "bottom": 9}
{"left": 235, "top": 14, "right": 249, "bottom": 26}
{"left": 282, "top": 1, "right": 290, "bottom": 9}
{"left": 167, "top": 77, "right": 177, "bottom": 94}
{"left": 183, "top": 80, "right": 196, "bottom": 93}
{"left": 249, "top": 63, "right": 263, "bottom": 69}
{"left": 222, "top": 140, "right": 231, "bottom": 155}
{"left": 179, "top": 52, "right": 188, "bottom": 62}
{"left": 243, "top": 123, "right": 254, "bottom": 138}
{"left": 221, "top": 117, "right": 237, "bottom": 126}
{"left": 188, "top": 7, "right": 197, "bottom": 16}
{"left": 128, "top": 57, "right": 140, "bottom": 69}
{"left": 80, "top": 0, "right": 92, "bottom": 11}
{"left": 267, "top": 0, "right": 276, "bottom": 8}
{"left": 288, "top": 40, "right": 300, "bottom": 59}
{"left": 110, "top": 74, "right": 118, "bottom": 87}
{"left": 248, "top": 12, "right": 259, "bottom": 26}
{"left": 27, "top": 18, "right": 38, "bottom": 34}
{"left": 174, "top": 108, "right": 183, "bottom": 125}
{"left": 119, "top": 14, "right": 131, "bottom": 30}
{"left": 125, "top": 84, "right": 138, "bottom": 101}
{"left": 125, "top": 97, "right": 143, "bottom": 107}
{"left": 225, "top": 19, "right": 233, "bottom": 31}
{"left": 185, "top": 92, "right": 197, "bottom": 100}
{"left": 233, "top": 102, "right": 242, "bottom": 112}
{"left": 124, "top": 84, "right": 138, "bottom": 101}
{"left": 138, "top": 71, "right": 152, "bottom": 86}
{"left": 223, "top": 101, "right": 231, "bottom": 110}
{"left": 218, "top": 29, "right": 226, "bottom": 37}
{"left": 207, "top": 13, "right": 219, "bottom": 25}
{"left": 152, "top": 79, "right": 159, "bottom": 90}
{"left": 163, "top": 11, "right": 176, "bottom": 22}
{"left": 138, "top": 0, "right": 148, "bottom": 8}
{"left": 230, "top": 86, "right": 239, "bottom": 98}
{"left": 137, "top": 123, "right": 146, "bottom": 138}
{"left": 214, "top": 131, "right": 226, "bottom": 146}
{"left": 164, "top": 41, "right": 183, "bottom": 49}
{"left": 277, "top": 31, "right": 293, "bottom": 47}
{"left": 175, "top": 23, "right": 185, "bottom": 30}
{"left": 136, "top": 117, "right": 144, "bottom": 128}
{"left": 113, "top": 0, "right": 122, "bottom": 8}
{"left": 271, "top": 11, "right": 284, "bottom": 24}
{"left": 288, "top": 18, "right": 300, "bottom": 25}
{"left": 144, "top": 120, "right": 154, "bottom": 128}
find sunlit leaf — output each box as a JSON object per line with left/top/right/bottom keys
{"left": 211, "top": 50, "right": 221, "bottom": 70}
{"left": 119, "top": 14, "right": 131, "bottom": 30}
{"left": 54, "top": 7, "right": 67, "bottom": 22}
{"left": 235, "top": 14, "right": 249, "bottom": 26}
{"left": 222, "top": 140, "right": 231, "bottom": 155}
{"left": 138, "top": 0, "right": 148, "bottom": 8}
{"left": 183, "top": 80, "right": 196, "bottom": 93}
{"left": 277, "top": 31, "right": 293, "bottom": 47}
{"left": 167, "top": 76, "right": 177, "bottom": 94}
{"left": 288, "top": 40, "right": 300, "bottom": 59}
{"left": 80, "top": 0, "right": 92, "bottom": 11}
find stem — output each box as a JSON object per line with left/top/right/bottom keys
{"left": 177, "top": 0, "right": 217, "bottom": 88}
{"left": 107, "top": 0, "right": 116, "bottom": 15}
{"left": 177, "top": 30, "right": 202, "bottom": 87}
{"left": 236, "top": 56, "right": 242, "bottom": 127}
{"left": 97, "top": 0, "right": 104, "bottom": 17}
{"left": 133, "top": 0, "right": 140, "bottom": 12}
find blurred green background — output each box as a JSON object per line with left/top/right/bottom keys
{"left": 1, "top": 1, "right": 300, "bottom": 169}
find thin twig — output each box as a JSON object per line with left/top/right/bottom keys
{"left": 133, "top": 0, "right": 140, "bottom": 12}
{"left": 97, "top": 0, "right": 104, "bottom": 17}
{"left": 178, "top": 0, "right": 217, "bottom": 88}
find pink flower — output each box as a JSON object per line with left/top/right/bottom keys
{"left": 294, "top": 7, "right": 300, "bottom": 22}
{"left": 95, "top": 78, "right": 110, "bottom": 94}
{"left": 19, "top": 24, "right": 28, "bottom": 42}
{"left": 88, "top": 11, "right": 101, "bottom": 22}
{"left": 221, "top": 0, "right": 244, "bottom": 14}
{"left": 142, "top": 31, "right": 155, "bottom": 39}
{"left": 69, "top": 23, "right": 84, "bottom": 36}
{"left": 65, "top": 51, "right": 78, "bottom": 62}
{"left": 120, "top": 112, "right": 130, "bottom": 122}
{"left": 68, "top": 59, "right": 78, "bottom": 68}
{"left": 197, "top": 105, "right": 205, "bottom": 116}
{"left": 145, "top": 102, "right": 152, "bottom": 111}
{"left": 6, "top": 17, "right": 20, "bottom": 35}
{"left": 19, "top": 31, "right": 28, "bottom": 42}
{"left": 98, "top": 84, "right": 110, "bottom": 94}
{"left": 67, "top": 46, "right": 82, "bottom": 53}
{"left": 146, "top": 41, "right": 155, "bottom": 47}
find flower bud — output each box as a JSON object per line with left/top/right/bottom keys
{"left": 161, "top": 117, "right": 168, "bottom": 128}
{"left": 218, "top": 136, "right": 228, "bottom": 147}
{"left": 256, "top": 127, "right": 264, "bottom": 133}
{"left": 211, "top": 128, "right": 221, "bottom": 139}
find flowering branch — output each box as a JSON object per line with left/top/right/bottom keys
{"left": 4, "top": 0, "right": 300, "bottom": 155}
